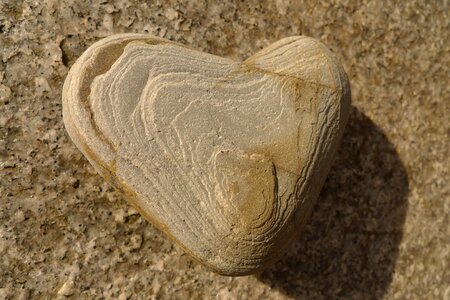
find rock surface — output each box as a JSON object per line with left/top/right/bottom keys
{"left": 63, "top": 34, "right": 350, "bottom": 275}
{"left": 0, "top": 0, "right": 448, "bottom": 299}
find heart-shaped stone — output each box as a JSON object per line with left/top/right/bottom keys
{"left": 63, "top": 34, "right": 350, "bottom": 275}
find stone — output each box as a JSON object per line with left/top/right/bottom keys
{"left": 62, "top": 33, "right": 350, "bottom": 275}
{"left": 57, "top": 280, "right": 75, "bottom": 296}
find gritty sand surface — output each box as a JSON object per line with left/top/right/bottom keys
{"left": 0, "top": 1, "right": 448, "bottom": 299}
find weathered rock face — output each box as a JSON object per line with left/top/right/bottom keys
{"left": 62, "top": 34, "right": 350, "bottom": 275}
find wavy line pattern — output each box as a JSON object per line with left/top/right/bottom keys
{"left": 62, "top": 34, "right": 351, "bottom": 275}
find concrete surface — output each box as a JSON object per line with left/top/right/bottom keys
{"left": 0, "top": 0, "right": 448, "bottom": 299}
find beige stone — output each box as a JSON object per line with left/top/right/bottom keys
{"left": 62, "top": 34, "right": 350, "bottom": 275}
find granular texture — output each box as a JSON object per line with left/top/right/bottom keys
{"left": 0, "top": 1, "right": 448, "bottom": 299}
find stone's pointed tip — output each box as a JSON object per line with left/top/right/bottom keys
{"left": 62, "top": 34, "right": 350, "bottom": 276}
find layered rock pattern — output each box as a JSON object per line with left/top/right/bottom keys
{"left": 62, "top": 34, "right": 350, "bottom": 275}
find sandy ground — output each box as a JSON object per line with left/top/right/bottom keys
{"left": 0, "top": 1, "right": 448, "bottom": 299}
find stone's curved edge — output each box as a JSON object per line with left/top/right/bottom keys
{"left": 62, "top": 34, "right": 352, "bottom": 276}
{"left": 311, "top": 37, "right": 352, "bottom": 129}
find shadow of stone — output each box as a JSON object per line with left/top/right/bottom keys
{"left": 258, "top": 106, "right": 409, "bottom": 300}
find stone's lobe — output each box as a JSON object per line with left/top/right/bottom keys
{"left": 62, "top": 34, "right": 351, "bottom": 276}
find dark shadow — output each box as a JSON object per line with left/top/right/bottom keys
{"left": 258, "top": 106, "right": 409, "bottom": 300}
